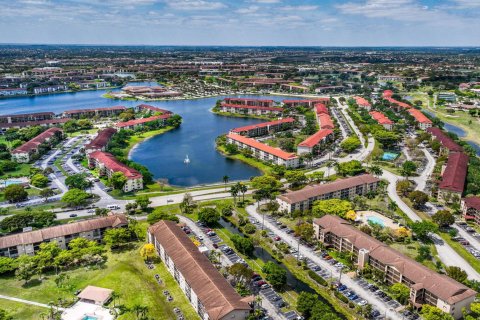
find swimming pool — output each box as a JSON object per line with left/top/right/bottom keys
{"left": 381, "top": 152, "right": 399, "bottom": 161}
{"left": 367, "top": 216, "right": 385, "bottom": 227}
{"left": 82, "top": 316, "right": 98, "bottom": 320}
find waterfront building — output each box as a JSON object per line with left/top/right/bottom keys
{"left": 11, "top": 127, "right": 63, "bottom": 163}
{"left": 313, "top": 215, "right": 476, "bottom": 319}
{"left": 0, "top": 214, "right": 127, "bottom": 258}
{"left": 222, "top": 98, "right": 274, "bottom": 108}
{"left": 33, "top": 85, "right": 67, "bottom": 94}
{"left": 134, "top": 104, "right": 173, "bottom": 115}
{"left": 426, "top": 127, "right": 463, "bottom": 156}
{"left": 84, "top": 128, "right": 117, "bottom": 154}
{"left": 226, "top": 133, "right": 299, "bottom": 168}
{"left": 63, "top": 106, "right": 127, "bottom": 119}
{"left": 148, "top": 220, "right": 252, "bottom": 320}
{"left": 229, "top": 118, "right": 294, "bottom": 137}
{"left": 219, "top": 103, "right": 283, "bottom": 116}
{"left": 354, "top": 96, "right": 372, "bottom": 110}
{"left": 297, "top": 129, "right": 333, "bottom": 155}
{"left": 438, "top": 152, "right": 469, "bottom": 204}
{"left": 0, "top": 112, "right": 55, "bottom": 125}
{"left": 283, "top": 99, "right": 329, "bottom": 108}
{"left": 317, "top": 113, "right": 334, "bottom": 130}
{"left": 369, "top": 111, "right": 393, "bottom": 130}
{"left": 406, "top": 109, "right": 432, "bottom": 130}
{"left": 115, "top": 114, "right": 170, "bottom": 131}
{"left": 0, "top": 88, "right": 28, "bottom": 96}
{"left": 88, "top": 151, "right": 143, "bottom": 192}
{"left": 438, "top": 92, "right": 457, "bottom": 102}
{"left": 277, "top": 174, "right": 379, "bottom": 212}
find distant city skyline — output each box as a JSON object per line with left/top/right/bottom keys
{"left": 0, "top": 0, "right": 479, "bottom": 46}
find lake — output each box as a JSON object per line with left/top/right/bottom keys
{"left": 0, "top": 89, "right": 294, "bottom": 186}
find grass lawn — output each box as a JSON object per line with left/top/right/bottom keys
{"left": 0, "top": 298, "right": 48, "bottom": 319}
{"left": 0, "top": 242, "right": 199, "bottom": 320}
{"left": 216, "top": 145, "right": 272, "bottom": 174}
{"left": 0, "top": 163, "right": 32, "bottom": 180}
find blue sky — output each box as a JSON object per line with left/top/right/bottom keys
{"left": 0, "top": 0, "right": 479, "bottom": 46}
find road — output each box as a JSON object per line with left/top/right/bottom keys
{"left": 412, "top": 147, "right": 435, "bottom": 192}
{"left": 245, "top": 204, "right": 403, "bottom": 320}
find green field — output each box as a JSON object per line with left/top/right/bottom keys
{"left": 0, "top": 242, "right": 199, "bottom": 320}
{"left": 0, "top": 298, "right": 48, "bottom": 319}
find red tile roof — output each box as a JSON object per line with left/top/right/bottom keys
{"left": 383, "top": 90, "right": 394, "bottom": 98}
{"left": 223, "top": 97, "right": 274, "bottom": 103}
{"left": 382, "top": 90, "right": 411, "bottom": 109}
{"left": 439, "top": 152, "right": 469, "bottom": 193}
{"left": 283, "top": 98, "right": 329, "bottom": 105}
{"left": 369, "top": 111, "right": 393, "bottom": 125}
{"left": 298, "top": 129, "right": 333, "bottom": 148}
{"left": 426, "top": 127, "right": 463, "bottom": 152}
{"left": 88, "top": 151, "right": 142, "bottom": 180}
{"left": 220, "top": 103, "right": 283, "bottom": 112}
{"left": 407, "top": 109, "right": 432, "bottom": 124}
{"left": 12, "top": 127, "right": 63, "bottom": 154}
{"left": 318, "top": 114, "right": 334, "bottom": 129}
{"left": 227, "top": 133, "right": 298, "bottom": 160}
{"left": 85, "top": 128, "right": 117, "bottom": 151}
{"left": 314, "top": 103, "right": 329, "bottom": 115}
{"left": 136, "top": 104, "right": 173, "bottom": 114}
{"left": 116, "top": 115, "right": 170, "bottom": 128}
{"left": 63, "top": 106, "right": 126, "bottom": 114}
{"left": 0, "top": 118, "right": 68, "bottom": 129}
{"left": 354, "top": 96, "right": 371, "bottom": 108}
{"left": 230, "top": 118, "right": 294, "bottom": 133}
{"left": 463, "top": 197, "right": 480, "bottom": 211}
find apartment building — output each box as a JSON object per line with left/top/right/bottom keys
{"left": 229, "top": 118, "right": 294, "bottom": 137}
{"left": 115, "top": 114, "right": 170, "bottom": 131}
{"left": 297, "top": 129, "right": 334, "bottom": 155}
{"left": 63, "top": 106, "right": 127, "bottom": 119}
{"left": 11, "top": 127, "right": 63, "bottom": 163}
{"left": 426, "top": 127, "right": 463, "bottom": 156}
{"left": 88, "top": 151, "right": 143, "bottom": 192}
{"left": 283, "top": 98, "right": 329, "bottom": 108}
{"left": 461, "top": 197, "right": 480, "bottom": 225}
{"left": 317, "top": 113, "right": 334, "bottom": 130}
{"left": 313, "top": 215, "right": 476, "bottom": 319}
{"left": 134, "top": 104, "right": 173, "bottom": 115}
{"left": 0, "top": 88, "right": 28, "bottom": 96}
{"left": 0, "top": 112, "right": 55, "bottom": 125}
{"left": 222, "top": 97, "right": 274, "bottom": 108}
{"left": 219, "top": 103, "right": 283, "bottom": 116}
{"left": 277, "top": 174, "right": 379, "bottom": 212}
{"left": 84, "top": 128, "right": 117, "bottom": 154}
{"left": 354, "top": 96, "right": 372, "bottom": 110}
{"left": 407, "top": 109, "right": 433, "bottom": 130}
{"left": 0, "top": 214, "right": 128, "bottom": 258}
{"left": 382, "top": 90, "right": 412, "bottom": 111}
{"left": 148, "top": 220, "right": 252, "bottom": 320}
{"left": 438, "top": 152, "right": 469, "bottom": 204}
{"left": 369, "top": 111, "right": 393, "bottom": 130}
{"left": 226, "top": 133, "right": 299, "bottom": 168}
{"left": 315, "top": 103, "right": 329, "bottom": 115}
{"left": 33, "top": 85, "right": 67, "bottom": 94}
{"left": 437, "top": 92, "right": 457, "bottom": 102}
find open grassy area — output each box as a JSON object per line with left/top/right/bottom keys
{"left": 0, "top": 163, "right": 32, "bottom": 180}
{"left": 0, "top": 298, "right": 48, "bottom": 319}
{"left": 217, "top": 144, "right": 272, "bottom": 174}
{"left": 0, "top": 242, "right": 199, "bottom": 320}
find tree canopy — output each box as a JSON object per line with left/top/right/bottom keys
{"left": 312, "top": 199, "right": 353, "bottom": 218}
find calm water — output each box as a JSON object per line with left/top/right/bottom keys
{"left": 0, "top": 89, "right": 294, "bottom": 186}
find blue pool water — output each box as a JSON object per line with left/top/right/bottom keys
{"left": 381, "top": 152, "right": 399, "bottom": 161}
{"left": 1, "top": 179, "right": 24, "bottom": 187}
{"left": 82, "top": 316, "right": 98, "bottom": 320}
{"left": 367, "top": 216, "right": 385, "bottom": 227}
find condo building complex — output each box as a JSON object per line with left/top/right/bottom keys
{"left": 313, "top": 215, "right": 476, "bottom": 319}
{"left": 11, "top": 127, "right": 64, "bottom": 163}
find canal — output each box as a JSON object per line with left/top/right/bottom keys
{"left": 0, "top": 88, "right": 298, "bottom": 186}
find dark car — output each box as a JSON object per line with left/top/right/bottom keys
{"left": 69, "top": 213, "right": 78, "bottom": 217}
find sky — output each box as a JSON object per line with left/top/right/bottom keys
{"left": 0, "top": 0, "right": 479, "bottom": 46}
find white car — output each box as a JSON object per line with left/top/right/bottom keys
{"left": 357, "top": 299, "right": 368, "bottom": 306}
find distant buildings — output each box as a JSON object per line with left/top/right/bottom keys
{"left": 63, "top": 106, "right": 127, "bottom": 119}
{"left": 226, "top": 133, "right": 299, "bottom": 168}
{"left": 223, "top": 98, "right": 274, "bottom": 108}
{"left": 354, "top": 96, "right": 372, "bottom": 111}
{"left": 115, "top": 114, "right": 170, "bottom": 131}
{"left": 297, "top": 129, "right": 333, "bottom": 155}
{"left": 437, "top": 92, "right": 457, "bottom": 102}
{"left": 148, "top": 220, "right": 251, "bottom": 320}
{"left": 33, "top": 85, "right": 67, "bottom": 94}
{"left": 313, "top": 215, "right": 476, "bottom": 319}
{"left": 0, "top": 214, "right": 127, "bottom": 258}
{"left": 219, "top": 103, "right": 283, "bottom": 117}
{"left": 88, "top": 151, "right": 143, "bottom": 192}
{"left": 369, "top": 111, "right": 393, "bottom": 130}
{"left": 277, "top": 174, "right": 379, "bottom": 212}
{"left": 383, "top": 90, "right": 412, "bottom": 111}
{"left": 0, "top": 88, "right": 28, "bottom": 96}
{"left": 11, "top": 127, "right": 63, "bottom": 163}
{"left": 229, "top": 118, "right": 294, "bottom": 137}
{"left": 122, "top": 85, "right": 182, "bottom": 98}
{"left": 84, "top": 128, "right": 117, "bottom": 154}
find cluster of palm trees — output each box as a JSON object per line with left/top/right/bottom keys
{"left": 229, "top": 182, "right": 248, "bottom": 206}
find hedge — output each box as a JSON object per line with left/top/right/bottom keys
{"left": 308, "top": 270, "right": 328, "bottom": 287}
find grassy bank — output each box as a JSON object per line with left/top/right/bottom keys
{"left": 216, "top": 144, "right": 272, "bottom": 174}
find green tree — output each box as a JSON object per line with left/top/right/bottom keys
{"left": 307, "top": 171, "right": 325, "bottom": 183}
{"left": 15, "top": 255, "right": 36, "bottom": 284}
{"left": 4, "top": 184, "right": 28, "bottom": 203}
{"left": 411, "top": 221, "right": 438, "bottom": 241}
{"left": 103, "top": 228, "right": 131, "bottom": 248}
{"left": 147, "top": 208, "right": 179, "bottom": 224}
{"left": 408, "top": 190, "right": 428, "bottom": 209}
{"left": 61, "top": 188, "right": 90, "bottom": 207}
{"left": 421, "top": 305, "right": 454, "bottom": 320}
{"left": 40, "top": 188, "right": 55, "bottom": 202}
{"left": 432, "top": 210, "right": 455, "bottom": 227}
{"left": 110, "top": 172, "right": 127, "bottom": 190}
{"left": 295, "top": 223, "right": 314, "bottom": 243}
{"left": 65, "top": 173, "right": 91, "bottom": 190}
{"left": 225, "top": 143, "right": 238, "bottom": 155}
{"left": 0, "top": 308, "right": 12, "bottom": 320}
{"left": 0, "top": 257, "right": 17, "bottom": 275}
{"left": 228, "top": 263, "right": 254, "bottom": 287}
{"left": 222, "top": 175, "right": 229, "bottom": 191}
{"left": 401, "top": 160, "right": 418, "bottom": 178}
{"left": 250, "top": 175, "right": 282, "bottom": 193}
{"left": 336, "top": 160, "right": 365, "bottom": 177}
{"left": 135, "top": 195, "right": 151, "bottom": 211}
{"left": 198, "top": 207, "right": 220, "bottom": 226}
{"left": 285, "top": 171, "right": 307, "bottom": 188}
{"left": 445, "top": 266, "right": 468, "bottom": 283}
{"left": 389, "top": 283, "right": 410, "bottom": 305}
{"left": 312, "top": 199, "right": 353, "bottom": 218}
{"left": 31, "top": 173, "right": 49, "bottom": 188}
{"left": 262, "top": 261, "right": 287, "bottom": 290}
{"left": 297, "top": 292, "right": 318, "bottom": 318}
{"left": 396, "top": 179, "right": 411, "bottom": 196}
{"left": 368, "top": 165, "right": 383, "bottom": 177}
{"left": 340, "top": 136, "right": 361, "bottom": 153}
{"left": 231, "top": 234, "right": 254, "bottom": 256}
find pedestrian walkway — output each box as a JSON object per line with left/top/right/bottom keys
{"left": 0, "top": 294, "right": 65, "bottom": 310}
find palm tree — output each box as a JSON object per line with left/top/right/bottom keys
{"left": 230, "top": 184, "right": 239, "bottom": 206}
{"left": 131, "top": 304, "right": 148, "bottom": 319}
{"left": 111, "top": 291, "right": 120, "bottom": 308}
{"left": 369, "top": 165, "right": 383, "bottom": 177}
{"left": 222, "top": 175, "right": 229, "bottom": 191}
{"left": 238, "top": 183, "right": 248, "bottom": 202}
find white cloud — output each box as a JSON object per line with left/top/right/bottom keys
{"left": 453, "top": 0, "right": 480, "bottom": 8}
{"left": 250, "top": 0, "right": 281, "bottom": 3}
{"left": 164, "top": 0, "right": 226, "bottom": 10}
{"left": 236, "top": 5, "right": 259, "bottom": 14}
{"left": 279, "top": 5, "right": 318, "bottom": 11}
